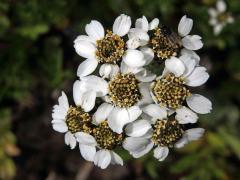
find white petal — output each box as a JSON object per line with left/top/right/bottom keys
{"left": 81, "top": 90, "right": 96, "bottom": 112}
{"left": 74, "top": 40, "right": 96, "bottom": 59}
{"left": 153, "top": 146, "right": 169, "bottom": 161}
{"left": 186, "top": 94, "right": 212, "bottom": 114}
{"left": 182, "top": 35, "right": 203, "bottom": 50}
{"left": 213, "top": 24, "right": 224, "bottom": 35}
{"left": 108, "top": 107, "right": 130, "bottom": 133}
{"left": 209, "top": 17, "right": 218, "bottom": 26}
{"left": 73, "top": 80, "right": 84, "bottom": 106}
{"left": 130, "top": 141, "right": 154, "bottom": 158}
{"left": 77, "top": 58, "right": 98, "bottom": 79}
{"left": 175, "top": 128, "right": 205, "bottom": 148}
{"left": 135, "top": 69, "right": 156, "bottom": 82}
{"left": 175, "top": 136, "right": 188, "bottom": 148}
{"left": 135, "top": 16, "right": 149, "bottom": 31}
{"left": 123, "top": 137, "right": 153, "bottom": 158}
{"left": 113, "top": 14, "right": 131, "bottom": 36}
{"left": 93, "top": 103, "right": 113, "bottom": 124}
{"left": 74, "top": 35, "right": 95, "bottom": 45}
{"left": 52, "top": 122, "right": 68, "bottom": 133}
{"left": 178, "top": 15, "right": 193, "bottom": 37}
{"left": 123, "top": 49, "right": 146, "bottom": 68}
{"left": 75, "top": 132, "right": 97, "bottom": 146}
{"left": 126, "top": 37, "right": 141, "bottom": 49}
{"left": 208, "top": 8, "right": 218, "bottom": 18}
{"left": 128, "top": 28, "right": 149, "bottom": 46}
{"left": 142, "top": 104, "right": 167, "bottom": 119}
{"left": 120, "top": 61, "right": 143, "bottom": 74}
{"left": 58, "top": 91, "right": 69, "bottom": 111}
{"left": 81, "top": 75, "right": 108, "bottom": 97}
{"left": 137, "top": 82, "right": 153, "bottom": 106}
{"left": 185, "top": 128, "right": 205, "bottom": 141}
{"left": 125, "top": 120, "right": 152, "bottom": 137}
{"left": 110, "top": 151, "right": 123, "bottom": 165}
{"left": 176, "top": 106, "right": 198, "bottom": 124}
{"left": 64, "top": 132, "right": 77, "bottom": 149}
{"left": 216, "top": 0, "right": 226, "bottom": 13}
{"left": 99, "top": 64, "right": 119, "bottom": 79}
{"left": 179, "top": 55, "right": 196, "bottom": 77}
{"left": 85, "top": 20, "right": 104, "bottom": 40}
{"left": 165, "top": 57, "right": 185, "bottom": 77}
{"left": 140, "top": 47, "right": 154, "bottom": 65}
{"left": 149, "top": 18, "right": 159, "bottom": 30}
{"left": 79, "top": 144, "right": 96, "bottom": 161}
{"left": 227, "top": 16, "right": 234, "bottom": 23}
{"left": 94, "top": 150, "right": 111, "bottom": 169}
{"left": 185, "top": 67, "right": 209, "bottom": 87}
{"left": 127, "top": 106, "right": 142, "bottom": 122}
{"left": 180, "top": 48, "right": 200, "bottom": 65}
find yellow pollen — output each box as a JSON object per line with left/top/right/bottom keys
{"left": 151, "top": 73, "right": 191, "bottom": 109}
{"left": 108, "top": 73, "right": 142, "bottom": 108}
{"left": 92, "top": 121, "right": 124, "bottom": 150}
{"left": 149, "top": 26, "right": 182, "bottom": 61}
{"left": 66, "top": 106, "right": 92, "bottom": 134}
{"left": 151, "top": 119, "right": 184, "bottom": 148}
{"left": 96, "top": 30, "right": 125, "bottom": 64}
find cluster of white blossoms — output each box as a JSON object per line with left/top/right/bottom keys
{"left": 51, "top": 14, "right": 212, "bottom": 169}
{"left": 208, "top": 0, "right": 234, "bottom": 35}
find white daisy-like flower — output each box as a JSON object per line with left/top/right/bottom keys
{"left": 51, "top": 91, "right": 93, "bottom": 149}
{"left": 127, "top": 16, "right": 159, "bottom": 49}
{"left": 74, "top": 14, "right": 150, "bottom": 79}
{"left": 130, "top": 15, "right": 203, "bottom": 61}
{"left": 150, "top": 55, "right": 212, "bottom": 116}
{"left": 75, "top": 62, "right": 155, "bottom": 134}
{"left": 75, "top": 121, "right": 124, "bottom": 169}
{"left": 208, "top": 0, "right": 234, "bottom": 35}
{"left": 123, "top": 110, "right": 205, "bottom": 160}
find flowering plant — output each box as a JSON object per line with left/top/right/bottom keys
{"left": 51, "top": 14, "right": 212, "bottom": 169}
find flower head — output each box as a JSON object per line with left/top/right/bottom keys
{"left": 208, "top": 0, "right": 234, "bottom": 35}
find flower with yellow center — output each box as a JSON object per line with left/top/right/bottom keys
{"left": 51, "top": 91, "right": 94, "bottom": 149}
{"left": 75, "top": 121, "right": 124, "bottom": 169}
{"left": 78, "top": 62, "right": 156, "bottom": 134}
{"left": 208, "top": 0, "right": 234, "bottom": 35}
{"left": 128, "top": 15, "right": 203, "bottom": 62}
{"left": 74, "top": 14, "right": 149, "bottom": 80}
{"left": 150, "top": 56, "right": 212, "bottom": 115}
{"left": 123, "top": 108, "right": 205, "bottom": 161}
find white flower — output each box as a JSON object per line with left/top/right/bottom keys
{"left": 75, "top": 122, "right": 124, "bottom": 169}
{"left": 90, "top": 62, "right": 156, "bottom": 133}
{"left": 150, "top": 56, "right": 212, "bottom": 116}
{"left": 208, "top": 0, "right": 234, "bottom": 35}
{"left": 131, "top": 15, "right": 202, "bottom": 61}
{"left": 51, "top": 91, "right": 93, "bottom": 149}
{"left": 74, "top": 14, "right": 134, "bottom": 78}
{"left": 123, "top": 110, "right": 205, "bottom": 160}
{"left": 178, "top": 15, "right": 203, "bottom": 50}
{"left": 127, "top": 16, "right": 159, "bottom": 49}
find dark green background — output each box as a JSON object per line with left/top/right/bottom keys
{"left": 0, "top": 0, "right": 240, "bottom": 179}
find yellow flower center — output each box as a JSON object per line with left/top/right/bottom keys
{"left": 96, "top": 30, "right": 125, "bottom": 64}
{"left": 152, "top": 119, "right": 184, "bottom": 148}
{"left": 66, "top": 106, "right": 92, "bottom": 134}
{"left": 92, "top": 121, "right": 124, "bottom": 150}
{"left": 108, "top": 73, "right": 142, "bottom": 108}
{"left": 151, "top": 73, "right": 191, "bottom": 109}
{"left": 149, "top": 26, "right": 182, "bottom": 61}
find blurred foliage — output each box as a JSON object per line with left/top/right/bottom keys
{"left": 0, "top": 0, "right": 240, "bottom": 179}
{"left": 0, "top": 109, "right": 19, "bottom": 179}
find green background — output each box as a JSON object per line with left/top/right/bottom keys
{"left": 0, "top": 0, "right": 240, "bottom": 179}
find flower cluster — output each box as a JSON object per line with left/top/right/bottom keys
{"left": 51, "top": 14, "right": 212, "bottom": 169}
